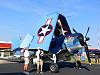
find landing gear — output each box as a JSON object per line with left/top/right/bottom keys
{"left": 50, "top": 63, "right": 59, "bottom": 73}
{"left": 49, "top": 54, "right": 59, "bottom": 73}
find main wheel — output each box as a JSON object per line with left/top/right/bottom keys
{"left": 50, "top": 63, "right": 59, "bottom": 73}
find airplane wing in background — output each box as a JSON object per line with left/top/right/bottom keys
{"left": 12, "top": 38, "right": 21, "bottom": 50}
{"left": 20, "top": 34, "right": 34, "bottom": 48}
{"left": 12, "top": 34, "right": 34, "bottom": 51}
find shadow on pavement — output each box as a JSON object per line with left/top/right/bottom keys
{"left": 60, "top": 62, "right": 91, "bottom": 71}
{"left": 0, "top": 72, "right": 25, "bottom": 75}
{"left": 43, "top": 61, "right": 91, "bottom": 72}
{"left": 29, "top": 61, "right": 91, "bottom": 73}
{"left": 81, "top": 65, "right": 91, "bottom": 71}
{"left": 58, "top": 62, "right": 75, "bottom": 68}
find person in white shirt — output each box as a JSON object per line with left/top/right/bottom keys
{"left": 21, "top": 48, "right": 30, "bottom": 74}
{"left": 36, "top": 47, "right": 44, "bottom": 74}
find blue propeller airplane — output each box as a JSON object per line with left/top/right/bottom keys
{"left": 28, "top": 13, "right": 91, "bottom": 72}
{"left": 12, "top": 13, "right": 91, "bottom": 72}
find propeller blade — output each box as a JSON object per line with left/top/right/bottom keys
{"left": 73, "top": 28, "right": 78, "bottom": 33}
{"left": 84, "top": 42, "right": 91, "bottom": 64}
{"left": 85, "top": 27, "right": 90, "bottom": 38}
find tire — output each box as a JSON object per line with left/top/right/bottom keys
{"left": 50, "top": 63, "right": 59, "bottom": 73}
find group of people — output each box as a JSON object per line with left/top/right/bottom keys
{"left": 21, "top": 47, "right": 44, "bottom": 74}
{"left": 21, "top": 47, "right": 92, "bottom": 74}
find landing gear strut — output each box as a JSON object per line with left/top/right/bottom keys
{"left": 49, "top": 54, "right": 59, "bottom": 73}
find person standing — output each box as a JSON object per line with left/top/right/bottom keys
{"left": 21, "top": 48, "right": 30, "bottom": 74}
{"left": 95, "top": 52, "right": 99, "bottom": 64}
{"left": 75, "top": 52, "right": 82, "bottom": 69}
{"left": 36, "top": 47, "right": 44, "bottom": 74}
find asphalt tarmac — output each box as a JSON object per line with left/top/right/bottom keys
{"left": 0, "top": 61, "right": 100, "bottom": 75}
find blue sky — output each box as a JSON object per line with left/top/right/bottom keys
{"left": 0, "top": 0, "right": 100, "bottom": 49}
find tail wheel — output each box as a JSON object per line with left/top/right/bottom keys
{"left": 50, "top": 63, "right": 59, "bottom": 73}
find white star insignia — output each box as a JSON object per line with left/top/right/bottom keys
{"left": 39, "top": 25, "right": 51, "bottom": 36}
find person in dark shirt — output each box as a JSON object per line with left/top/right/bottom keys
{"left": 75, "top": 52, "right": 82, "bottom": 69}
{"left": 95, "top": 52, "right": 99, "bottom": 64}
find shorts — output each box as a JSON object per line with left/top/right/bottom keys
{"left": 37, "top": 59, "right": 43, "bottom": 62}
{"left": 24, "top": 58, "right": 29, "bottom": 64}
